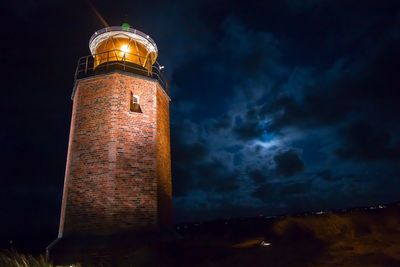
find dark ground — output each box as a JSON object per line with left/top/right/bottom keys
{"left": 168, "top": 203, "right": 400, "bottom": 267}
{"left": 2, "top": 202, "right": 400, "bottom": 266}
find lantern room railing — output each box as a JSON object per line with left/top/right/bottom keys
{"left": 74, "top": 50, "right": 168, "bottom": 93}
{"left": 89, "top": 26, "right": 158, "bottom": 54}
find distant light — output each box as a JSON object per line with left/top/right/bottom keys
{"left": 260, "top": 241, "right": 271, "bottom": 246}
{"left": 146, "top": 35, "right": 150, "bottom": 39}
{"left": 159, "top": 65, "right": 165, "bottom": 70}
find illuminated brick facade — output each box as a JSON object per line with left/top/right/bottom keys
{"left": 58, "top": 71, "right": 172, "bottom": 238}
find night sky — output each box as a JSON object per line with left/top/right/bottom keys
{"left": 1, "top": 0, "right": 400, "bottom": 248}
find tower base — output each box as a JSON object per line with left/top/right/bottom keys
{"left": 47, "top": 230, "right": 179, "bottom": 266}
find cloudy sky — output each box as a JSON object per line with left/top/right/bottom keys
{"left": 1, "top": 0, "right": 400, "bottom": 246}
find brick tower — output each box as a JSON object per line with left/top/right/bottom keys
{"left": 48, "top": 24, "right": 172, "bottom": 262}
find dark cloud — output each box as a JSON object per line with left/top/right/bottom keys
{"left": 262, "top": 91, "right": 351, "bottom": 133}
{"left": 171, "top": 140, "right": 209, "bottom": 196}
{"left": 285, "top": 0, "right": 327, "bottom": 12}
{"left": 170, "top": 122, "right": 210, "bottom": 197}
{"left": 172, "top": 165, "right": 194, "bottom": 197}
{"left": 196, "top": 160, "right": 239, "bottom": 193}
{"left": 168, "top": 0, "right": 399, "bottom": 220}
{"left": 251, "top": 184, "right": 272, "bottom": 203}
{"left": 232, "top": 107, "right": 267, "bottom": 140}
{"left": 233, "top": 121, "right": 265, "bottom": 141}
{"left": 280, "top": 181, "right": 310, "bottom": 195}
{"left": 171, "top": 128, "right": 239, "bottom": 196}
{"left": 224, "top": 145, "right": 242, "bottom": 153}
{"left": 232, "top": 153, "right": 243, "bottom": 166}
{"left": 254, "top": 2, "right": 400, "bottom": 135}
{"left": 274, "top": 150, "right": 304, "bottom": 177}
{"left": 335, "top": 122, "right": 400, "bottom": 162}
{"left": 174, "top": 141, "right": 209, "bottom": 163}
{"left": 219, "top": 15, "right": 283, "bottom": 80}
{"left": 248, "top": 169, "right": 267, "bottom": 185}
{"left": 316, "top": 170, "right": 340, "bottom": 182}
{"left": 212, "top": 114, "right": 232, "bottom": 131}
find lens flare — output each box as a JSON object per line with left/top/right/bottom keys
{"left": 120, "top": 44, "right": 130, "bottom": 53}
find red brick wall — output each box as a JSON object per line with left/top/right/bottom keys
{"left": 58, "top": 72, "right": 171, "bottom": 237}
{"left": 156, "top": 85, "right": 173, "bottom": 229}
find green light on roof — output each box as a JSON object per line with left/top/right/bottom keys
{"left": 122, "top": 22, "right": 130, "bottom": 30}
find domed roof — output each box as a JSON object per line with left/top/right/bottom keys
{"left": 89, "top": 25, "right": 158, "bottom": 63}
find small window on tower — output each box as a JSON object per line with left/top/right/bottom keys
{"left": 130, "top": 92, "right": 142, "bottom": 113}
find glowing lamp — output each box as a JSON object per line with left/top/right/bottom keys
{"left": 120, "top": 44, "right": 130, "bottom": 53}
{"left": 89, "top": 23, "right": 158, "bottom": 71}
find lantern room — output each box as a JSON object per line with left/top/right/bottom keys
{"left": 89, "top": 23, "right": 158, "bottom": 72}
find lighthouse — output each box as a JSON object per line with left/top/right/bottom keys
{"left": 48, "top": 24, "right": 172, "bottom": 262}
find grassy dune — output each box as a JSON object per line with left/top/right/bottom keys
{"left": 270, "top": 208, "right": 400, "bottom": 266}
{"left": 0, "top": 250, "right": 57, "bottom": 267}
{"left": 173, "top": 205, "right": 400, "bottom": 267}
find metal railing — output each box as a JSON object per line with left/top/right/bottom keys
{"left": 89, "top": 26, "right": 158, "bottom": 53}
{"left": 74, "top": 50, "right": 168, "bottom": 93}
